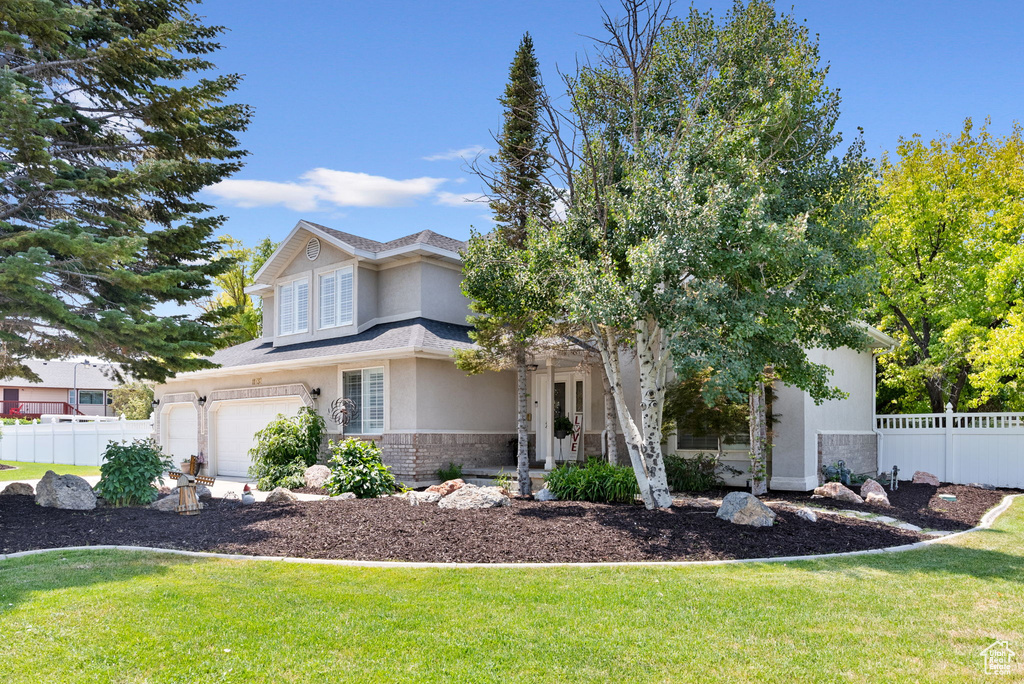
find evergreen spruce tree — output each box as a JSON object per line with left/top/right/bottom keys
{"left": 0, "top": 0, "right": 252, "bottom": 382}
{"left": 457, "top": 33, "right": 552, "bottom": 495}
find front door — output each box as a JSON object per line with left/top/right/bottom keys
{"left": 534, "top": 372, "right": 586, "bottom": 466}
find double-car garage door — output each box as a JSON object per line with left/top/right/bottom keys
{"left": 212, "top": 397, "right": 305, "bottom": 477}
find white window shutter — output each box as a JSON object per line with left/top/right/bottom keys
{"left": 320, "top": 273, "right": 336, "bottom": 329}
{"left": 338, "top": 267, "right": 354, "bottom": 325}
{"left": 296, "top": 280, "right": 309, "bottom": 332}
{"left": 279, "top": 283, "right": 294, "bottom": 335}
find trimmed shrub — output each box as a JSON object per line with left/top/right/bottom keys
{"left": 544, "top": 457, "right": 639, "bottom": 504}
{"left": 248, "top": 406, "right": 326, "bottom": 490}
{"left": 95, "top": 439, "right": 173, "bottom": 506}
{"left": 664, "top": 452, "right": 738, "bottom": 493}
{"left": 323, "top": 438, "right": 396, "bottom": 498}
{"left": 437, "top": 462, "right": 463, "bottom": 481}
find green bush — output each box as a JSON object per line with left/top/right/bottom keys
{"left": 437, "top": 462, "right": 463, "bottom": 481}
{"left": 95, "top": 439, "right": 173, "bottom": 506}
{"left": 323, "top": 438, "right": 396, "bottom": 498}
{"left": 664, "top": 452, "right": 738, "bottom": 493}
{"left": 248, "top": 406, "right": 326, "bottom": 490}
{"left": 544, "top": 457, "right": 639, "bottom": 504}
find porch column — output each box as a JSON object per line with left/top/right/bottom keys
{"left": 545, "top": 357, "right": 556, "bottom": 470}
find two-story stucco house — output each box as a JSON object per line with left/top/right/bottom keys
{"left": 153, "top": 219, "right": 895, "bottom": 490}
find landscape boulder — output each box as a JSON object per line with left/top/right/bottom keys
{"left": 304, "top": 464, "right": 332, "bottom": 490}
{"left": 1, "top": 482, "right": 34, "bottom": 496}
{"left": 912, "top": 470, "right": 941, "bottom": 486}
{"left": 265, "top": 487, "right": 297, "bottom": 503}
{"left": 534, "top": 486, "right": 558, "bottom": 502}
{"left": 150, "top": 495, "right": 180, "bottom": 512}
{"left": 328, "top": 492, "right": 357, "bottom": 501}
{"left": 813, "top": 481, "right": 864, "bottom": 504}
{"left": 437, "top": 483, "right": 510, "bottom": 510}
{"left": 35, "top": 471, "right": 97, "bottom": 510}
{"left": 427, "top": 478, "right": 466, "bottom": 497}
{"left": 794, "top": 507, "right": 818, "bottom": 523}
{"left": 860, "top": 479, "right": 890, "bottom": 506}
{"left": 196, "top": 485, "right": 213, "bottom": 502}
{"left": 716, "top": 492, "right": 776, "bottom": 527}
{"left": 407, "top": 490, "right": 441, "bottom": 505}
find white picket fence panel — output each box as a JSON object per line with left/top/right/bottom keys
{"left": 0, "top": 416, "right": 154, "bottom": 467}
{"left": 876, "top": 405, "right": 1024, "bottom": 488}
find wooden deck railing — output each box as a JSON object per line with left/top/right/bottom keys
{"left": 1, "top": 401, "right": 83, "bottom": 419}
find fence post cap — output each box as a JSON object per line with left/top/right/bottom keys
{"left": 945, "top": 402, "right": 954, "bottom": 412}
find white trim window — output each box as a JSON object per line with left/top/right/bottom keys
{"left": 278, "top": 277, "right": 309, "bottom": 336}
{"left": 342, "top": 367, "right": 384, "bottom": 434}
{"left": 319, "top": 266, "right": 354, "bottom": 329}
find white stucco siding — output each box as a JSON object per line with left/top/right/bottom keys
{"left": 357, "top": 266, "right": 379, "bottom": 326}
{"left": 419, "top": 262, "right": 471, "bottom": 326}
{"left": 770, "top": 382, "right": 807, "bottom": 488}
{"left": 379, "top": 262, "right": 421, "bottom": 320}
{"left": 261, "top": 293, "right": 274, "bottom": 341}
{"left": 413, "top": 359, "right": 515, "bottom": 432}
{"left": 387, "top": 358, "right": 417, "bottom": 430}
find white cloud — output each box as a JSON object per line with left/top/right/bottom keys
{"left": 206, "top": 168, "right": 448, "bottom": 211}
{"left": 436, "top": 191, "right": 487, "bottom": 207}
{"left": 422, "top": 145, "right": 489, "bottom": 162}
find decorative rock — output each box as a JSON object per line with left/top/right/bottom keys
{"left": 304, "top": 464, "right": 332, "bottom": 490}
{"left": 196, "top": 485, "right": 213, "bottom": 502}
{"left": 912, "top": 470, "right": 940, "bottom": 486}
{"left": 329, "top": 492, "right": 356, "bottom": 501}
{"left": 715, "top": 492, "right": 776, "bottom": 527}
{"left": 407, "top": 490, "right": 441, "bottom": 505}
{"left": 897, "top": 522, "right": 923, "bottom": 532}
{"left": 157, "top": 486, "right": 172, "bottom": 497}
{"left": 265, "top": 487, "right": 297, "bottom": 503}
{"left": 860, "top": 479, "right": 890, "bottom": 506}
{"left": 813, "top": 481, "right": 864, "bottom": 504}
{"left": 534, "top": 487, "right": 558, "bottom": 502}
{"left": 1, "top": 482, "right": 34, "bottom": 496}
{"left": 794, "top": 507, "right": 817, "bottom": 523}
{"left": 437, "top": 483, "right": 510, "bottom": 510}
{"left": 968, "top": 482, "right": 996, "bottom": 491}
{"left": 427, "top": 478, "right": 466, "bottom": 497}
{"left": 35, "top": 471, "right": 97, "bottom": 510}
{"left": 150, "top": 495, "right": 179, "bottom": 512}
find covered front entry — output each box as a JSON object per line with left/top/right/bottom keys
{"left": 210, "top": 397, "right": 304, "bottom": 477}
{"left": 533, "top": 363, "right": 588, "bottom": 468}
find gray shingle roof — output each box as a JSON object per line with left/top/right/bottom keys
{"left": 208, "top": 318, "right": 474, "bottom": 369}
{"left": 1, "top": 359, "right": 120, "bottom": 389}
{"left": 304, "top": 223, "right": 466, "bottom": 254}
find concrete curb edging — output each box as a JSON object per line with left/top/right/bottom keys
{"left": 1, "top": 495, "right": 1018, "bottom": 570}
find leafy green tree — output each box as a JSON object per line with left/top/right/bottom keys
{"left": 457, "top": 34, "right": 553, "bottom": 495}
{"left": 110, "top": 381, "right": 155, "bottom": 420}
{"left": 0, "top": 0, "right": 251, "bottom": 382}
{"left": 202, "top": 236, "right": 277, "bottom": 345}
{"left": 869, "top": 120, "right": 1024, "bottom": 412}
{"left": 543, "top": 0, "right": 873, "bottom": 506}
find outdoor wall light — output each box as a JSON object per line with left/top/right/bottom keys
{"left": 526, "top": 364, "right": 539, "bottom": 372}
{"left": 310, "top": 387, "right": 321, "bottom": 397}
{"left": 197, "top": 396, "right": 207, "bottom": 406}
{"left": 151, "top": 398, "right": 160, "bottom": 407}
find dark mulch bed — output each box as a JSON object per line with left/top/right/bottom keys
{"left": 289, "top": 486, "right": 328, "bottom": 496}
{"left": 765, "top": 482, "right": 1017, "bottom": 532}
{"left": 0, "top": 494, "right": 929, "bottom": 563}
{"left": 0, "top": 464, "right": 14, "bottom": 471}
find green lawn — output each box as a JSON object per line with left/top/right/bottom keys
{"left": 0, "top": 460, "right": 100, "bottom": 482}
{"left": 1, "top": 501, "right": 1022, "bottom": 683}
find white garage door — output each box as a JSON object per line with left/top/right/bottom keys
{"left": 164, "top": 404, "right": 199, "bottom": 463}
{"left": 213, "top": 398, "right": 305, "bottom": 478}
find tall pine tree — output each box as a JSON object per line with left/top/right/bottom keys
{"left": 0, "top": 0, "right": 251, "bottom": 382}
{"left": 457, "top": 33, "right": 552, "bottom": 495}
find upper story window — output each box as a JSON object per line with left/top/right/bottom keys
{"left": 278, "top": 277, "right": 309, "bottom": 336}
{"left": 319, "top": 266, "right": 354, "bottom": 329}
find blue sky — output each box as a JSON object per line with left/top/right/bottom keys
{"left": 196, "top": 0, "right": 1024, "bottom": 248}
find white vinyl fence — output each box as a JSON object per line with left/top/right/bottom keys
{"left": 0, "top": 416, "right": 154, "bottom": 467}
{"left": 876, "top": 405, "right": 1024, "bottom": 488}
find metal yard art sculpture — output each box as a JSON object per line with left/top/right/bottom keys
{"left": 330, "top": 397, "right": 356, "bottom": 428}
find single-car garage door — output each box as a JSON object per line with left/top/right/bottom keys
{"left": 164, "top": 404, "right": 199, "bottom": 463}
{"left": 212, "top": 397, "right": 305, "bottom": 477}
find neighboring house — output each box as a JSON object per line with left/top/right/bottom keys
{"left": 153, "top": 219, "right": 896, "bottom": 489}
{"left": 1, "top": 359, "right": 118, "bottom": 418}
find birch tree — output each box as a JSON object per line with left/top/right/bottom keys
{"left": 541, "top": 0, "right": 873, "bottom": 507}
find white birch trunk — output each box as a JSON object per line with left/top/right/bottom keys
{"left": 593, "top": 320, "right": 673, "bottom": 509}
{"left": 515, "top": 347, "right": 531, "bottom": 496}
{"left": 748, "top": 380, "right": 768, "bottom": 496}
{"left": 602, "top": 367, "right": 619, "bottom": 465}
